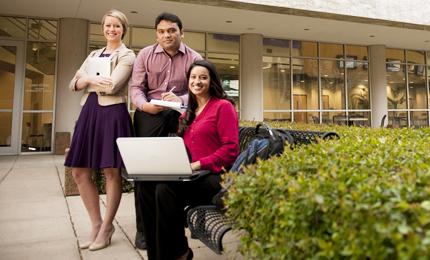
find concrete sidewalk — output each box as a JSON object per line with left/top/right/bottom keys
{"left": 0, "top": 155, "right": 240, "bottom": 260}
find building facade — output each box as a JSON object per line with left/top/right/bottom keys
{"left": 1, "top": 0, "right": 429, "bottom": 155}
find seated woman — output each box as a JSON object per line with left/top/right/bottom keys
{"left": 139, "top": 60, "right": 239, "bottom": 260}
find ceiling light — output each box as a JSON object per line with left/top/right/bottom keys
{"left": 229, "top": 65, "right": 235, "bottom": 69}
{"left": 304, "top": 28, "right": 310, "bottom": 31}
{"left": 225, "top": 20, "right": 232, "bottom": 23}
{"left": 369, "top": 35, "right": 375, "bottom": 38}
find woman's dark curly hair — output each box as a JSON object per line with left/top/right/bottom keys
{"left": 178, "top": 60, "right": 234, "bottom": 136}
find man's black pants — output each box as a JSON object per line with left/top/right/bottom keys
{"left": 133, "top": 110, "right": 180, "bottom": 243}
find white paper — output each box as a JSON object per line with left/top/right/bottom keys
{"left": 149, "top": 99, "right": 186, "bottom": 113}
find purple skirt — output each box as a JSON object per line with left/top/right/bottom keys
{"left": 65, "top": 93, "right": 133, "bottom": 169}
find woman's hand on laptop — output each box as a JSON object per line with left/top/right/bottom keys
{"left": 191, "top": 161, "right": 201, "bottom": 171}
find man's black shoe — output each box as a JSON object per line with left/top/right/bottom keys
{"left": 135, "top": 231, "right": 147, "bottom": 250}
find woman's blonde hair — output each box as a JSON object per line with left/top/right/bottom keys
{"left": 101, "top": 9, "right": 129, "bottom": 39}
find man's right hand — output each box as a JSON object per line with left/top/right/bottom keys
{"left": 141, "top": 102, "right": 165, "bottom": 115}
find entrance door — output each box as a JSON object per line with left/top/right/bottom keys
{"left": 0, "top": 40, "right": 24, "bottom": 155}
{"left": 294, "top": 94, "right": 307, "bottom": 123}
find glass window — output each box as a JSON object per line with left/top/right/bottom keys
{"left": 387, "top": 64, "right": 406, "bottom": 109}
{"left": 321, "top": 60, "right": 345, "bottom": 110}
{"left": 348, "top": 111, "right": 370, "bottom": 127}
{"left": 21, "top": 112, "right": 52, "bottom": 152}
{"left": 410, "top": 111, "right": 429, "bottom": 127}
{"left": 292, "top": 58, "right": 318, "bottom": 110}
{"left": 263, "top": 112, "right": 291, "bottom": 121}
{"left": 0, "top": 16, "right": 26, "bottom": 38}
{"left": 406, "top": 50, "right": 425, "bottom": 64}
{"left": 347, "top": 61, "right": 369, "bottom": 109}
{"left": 0, "top": 45, "right": 16, "bottom": 109}
{"left": 263, "top": 38, "right": 290, "bottom": 57}
{"left": 0, "top": 112, "right": 12, "bottom": 146}
{"left": 386, "top": 48, "right": 405, "bottom": 63}
{"left": 408, "top": 67, "right": 427, "bottom": 109}
{"left": 208, "top": 53, "right": 239, "bottom": 106}
{"left": 325, "top": 112, "right": 347, "bottom": 125}
{"left": 28, "top": 19, "right": 57, "bottom": 41}
{"left": 131, "top": 27, "right": 155, "bottom": 48}
{"left": 346, "top": 45, "right": 368, "bottom": 61}
{"left": 296, "top": 112, "right": 320, "bottom": 124}
{"left": 388, "top": 111, "right": 408, "bottom": 128}
{"left": 292, "top": 41, "right": 317, "bottom": 57}
{"left": 263, "top": 56, "right": 291, "bottom": 110}
{"left": 320, "top": 43, "right": 343, "bottom": 59}
{"left": 24, "top": 42, "right": 56, "bottom": 110}
{"left": 182, "top": 31, "right": 205, "bottom": 52}
{"left": 206, "top": 33, "right": 239, "bottom": 53}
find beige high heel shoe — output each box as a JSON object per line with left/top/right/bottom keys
{"left": 79, "top": 240, "right": 93, "bottom": 249}
{"left": 89, "top": 226, "right": 115, "bottom": 251}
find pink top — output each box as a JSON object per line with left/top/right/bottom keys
{"left": 182, "top": 98, "right": 239, "bottom": 173}
{"left": 130, "top": 43, "right": 202, "bottom": 110}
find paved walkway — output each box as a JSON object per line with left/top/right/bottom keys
{"left": 0, "top": 155, "right": 240, "bottom": 260}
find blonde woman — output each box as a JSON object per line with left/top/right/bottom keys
{"left": 65, "top": 9, "right": 135, "bottom": 251}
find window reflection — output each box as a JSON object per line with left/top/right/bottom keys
{"left": 263, "top": 56, "right": 291, "bottom": 110}
{"left": 386, "top": 64, "right": 406, "bottom": 109}
{"left": 207, "top": 53, "right": 239, "bottom": 107}
{"left": 292, "top": 58, "right": 318, "bottom": 110}
{"left": 347, "top": 61, "right": 369, "bottom": 109}
{"left": 263, "top": 38, "right": 290, "bottom": 57}
{"left": 408, "top": 66, "right": 426, "bottom": 109}
{"left": 263, "top": 112, "right": 291, "bottom": 121}
{"left": 320, "top": 43, "right": 343, "bottom": 59}
{"left": 28, "top": 19, "right": 57, "bottom": 41}
{"left": 292, "top": 41, "right": 317, "bottom": 57}
{"left": 0, "top": 113, "right": 12, "bottom": 147}
{"left": 0, "top": 46, "right": 16, "bottom": 109}
{"left": 0, "top": 16, "right": 26, "bottom": 38}
{"left": 321, "top": 60, "right": 345, "bottom": 110}
{"left": 206, "top": 33, "right": 239, "bottom": 53}
{"left": 406, "top": 50, "right": 425, "bottom": 64}
{"left": 346, "top": 45, "right": 368, "bottom": 61}
{"left": 24, "top": 42, "right": 55, "bottom": 110}
{"left": 410, "top": 111, "right": 428, "bottom": 127}
{"left": 21, "top": 112, "right": 52, "bottom": 152}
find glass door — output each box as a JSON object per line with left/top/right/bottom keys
{"left": 0, "top": 40, "right": 24, "bottom": 155}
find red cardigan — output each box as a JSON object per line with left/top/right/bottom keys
{"left": 182, "top": 98, "right": 239, "bottom": 173}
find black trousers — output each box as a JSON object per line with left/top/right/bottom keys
{"left": 133, "top": 110, "right": 180, "bottom": 236}
{"left": 141, "top": 174, "right": 221, "bottom": 260}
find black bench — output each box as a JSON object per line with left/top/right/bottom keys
{"left": 186, "top": 125, "right": 339, "bottom": 254}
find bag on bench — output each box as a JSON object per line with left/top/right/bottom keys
{"left": 213, "top": 123, "right": 292, "bottom": 209}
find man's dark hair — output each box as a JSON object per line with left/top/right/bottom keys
{"left": 155, "top": 12, "right": 183, "bottom": 30}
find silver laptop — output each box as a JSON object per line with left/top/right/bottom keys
{"left": 116, "top": 137, "right": 209, "bottom": 181}
{"left": 86, "top": 57, "right": 111, "bottom": 77}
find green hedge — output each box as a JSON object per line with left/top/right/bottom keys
{"left": 226, "top": 125, "right": 430, "bottom": 259}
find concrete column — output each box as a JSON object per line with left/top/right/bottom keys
{"left": 240, "top": 34, "right": 263, "bottom": 121}
{"left": 369, "top": 45, "right": 388, "bottom": 127}
{"left": 55, "top": 18, "right": 88, "bottom": 152}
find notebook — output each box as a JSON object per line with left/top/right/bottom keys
{"left": 116, "top": 137, "right": 210, "bottom": 181}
